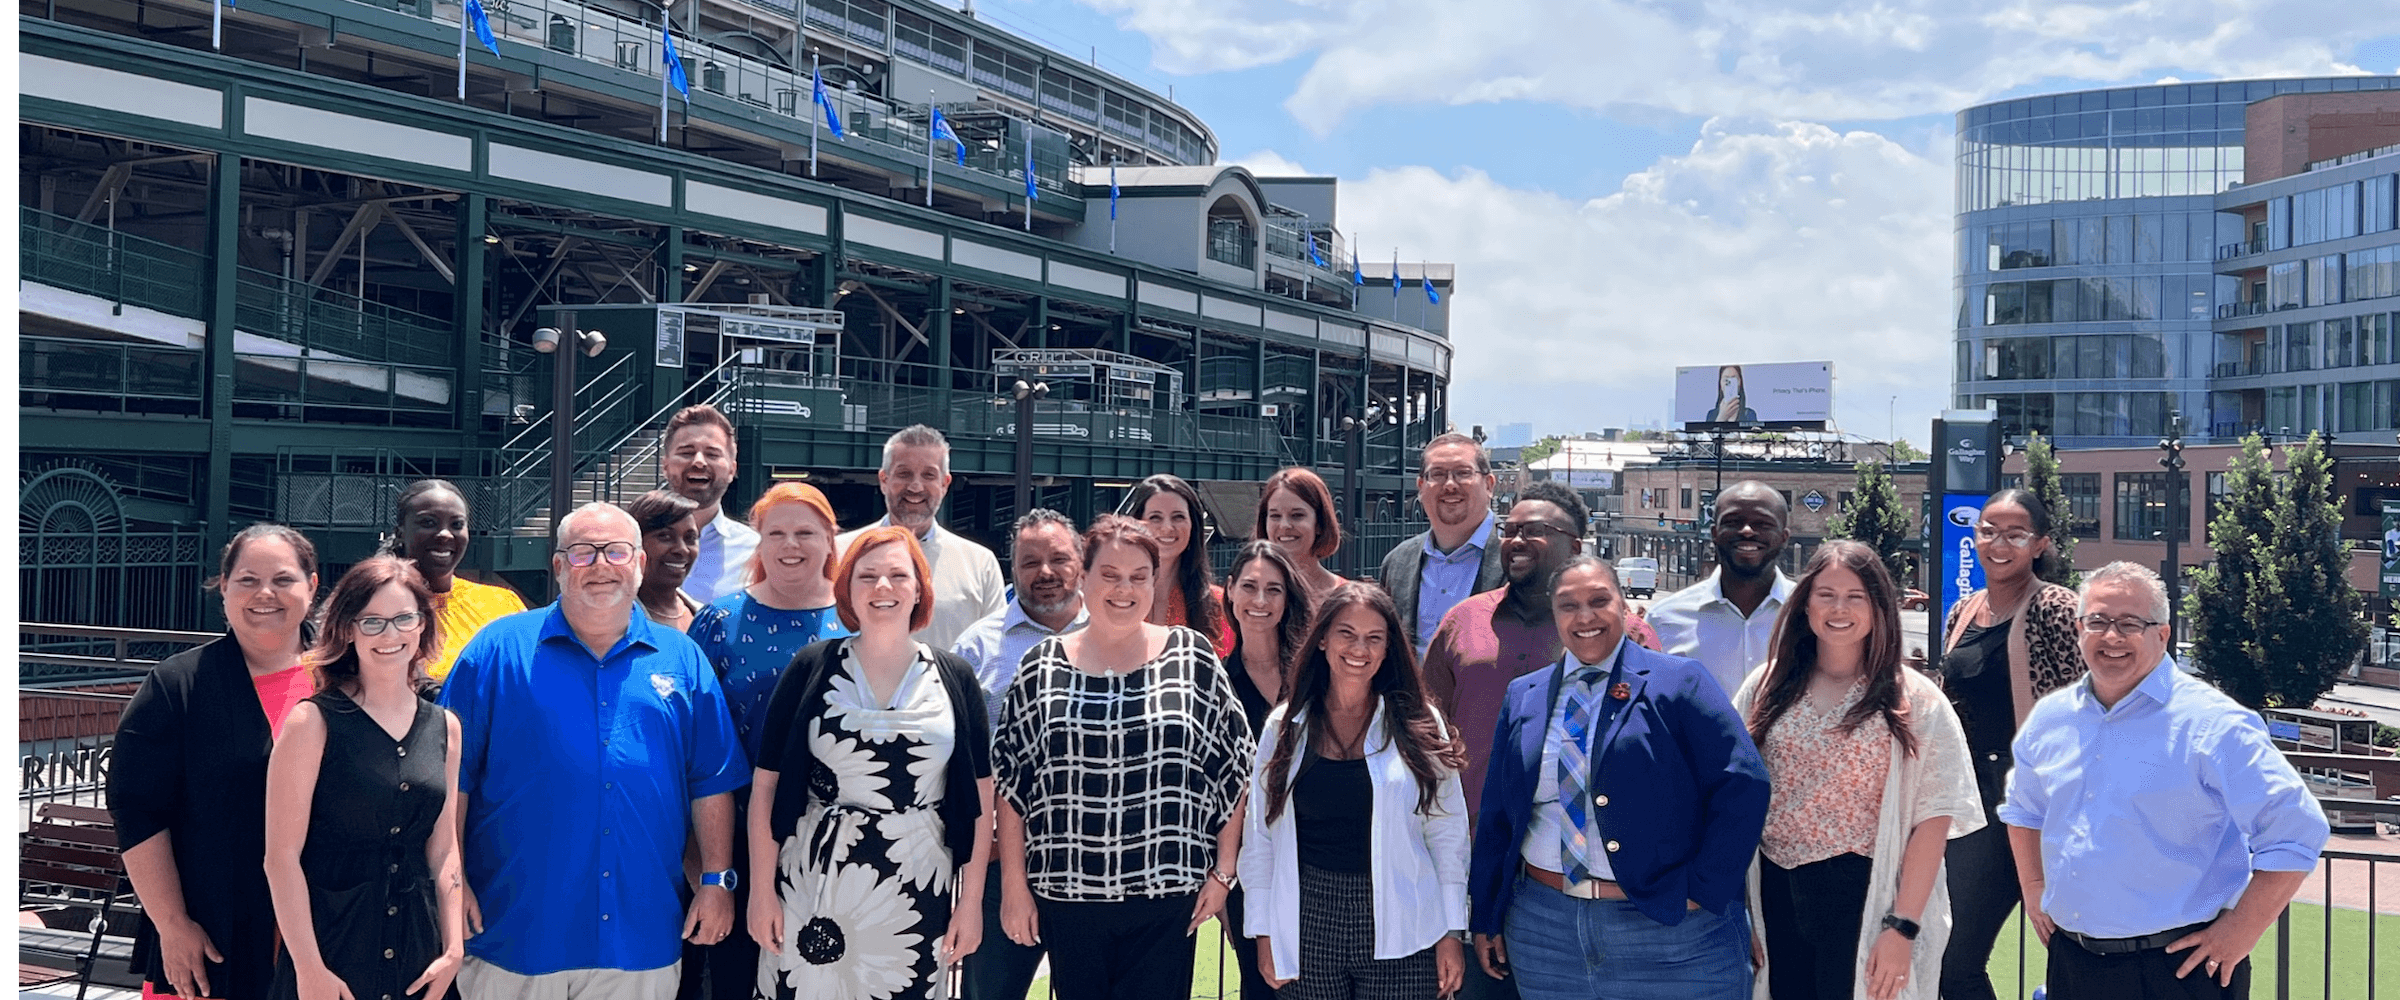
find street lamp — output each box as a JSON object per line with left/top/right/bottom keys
{"left": 1011, "top": 378, "right": 1048, "bottom": 519}
{"left": 1341, "top": 395, "right": 1400, "bottom": 575}
{"left": 533, "top": 313, "right": 607, "bottom": 577}
{"left": 2158, "top": 409, "right": 2185, "bottom": 645}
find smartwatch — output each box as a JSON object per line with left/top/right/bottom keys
{"left": 1881, "top": 912, "right": 1921, "bottom": 940}
{"left": 701, "top": 869, "right": 740, "bottom": 892}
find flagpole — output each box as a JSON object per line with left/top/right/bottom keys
{"left": 808, "top": 53, "right": 821, "bottom": 177}
{"left": 458, "top": 11, "right": 469, "bottom": 101}
{"left": 213, "top": 0, "right": 222, "bottom": 50}
{"left": 1023, "top": 126, "right": 1033, "bottom": 232}
{"left": 924, "top": 91, "right": 935, "bottom": 207}
{"left": 659, "top": 23, "right": 671, "bottom": 144}
{"left": 1109, "top": 163, "right": 1118, "bottom": 255}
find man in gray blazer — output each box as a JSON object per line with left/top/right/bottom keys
{"left": 1382, "top": 432, "right": 1507, "bottom": 658}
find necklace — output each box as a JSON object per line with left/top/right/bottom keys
{"left": 1320, "top": 706, "right": 1371, "bottom": 759}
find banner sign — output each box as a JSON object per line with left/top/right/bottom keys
{"left": 1674, "top": 361, "right": 1832, "bottom": 429}
{"left": 1940, "top": 492, "right": 1989, "bottom": 609}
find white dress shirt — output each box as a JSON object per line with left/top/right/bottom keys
{"left": 683, "top": 509, "right": 759, "bottom": 604}
{"left": 1645, "top": 568, "right": 1795, "bottom": 699}
{"left": 837, "top": 518, "right": 1008, "bottom": 653}
{"left": 1522, "top": 641, "right": 1621, "bottom": 879}
{"left": 1238, "top": 702, "right": 1470, "bottom": 981}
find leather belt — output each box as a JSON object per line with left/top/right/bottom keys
{"left": 2060, "top": 921, "right": 2211, "bottom": 956}
{"left": 1520, "top": 863, "right": 1698, "bottom": 909}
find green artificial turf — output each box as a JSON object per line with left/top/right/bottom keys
{"left": 1982, "top": 903, "right": 2398, "bottom": 1000}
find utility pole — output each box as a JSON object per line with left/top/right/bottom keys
{"left": 1012, "top": 378, "right": 1047, "bottom": 519}
{"left": 2158, "top": 409, "right": 2186, "bottom": 645}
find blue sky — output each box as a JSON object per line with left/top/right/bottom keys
{"left": 975, "top": 0, "right": 2400, "bottom": 446}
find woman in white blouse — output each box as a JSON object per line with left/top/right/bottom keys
{"left": 1240, "top": 581, "right": 1469, "bottom": 999}
{"left": 1735, "top": 540, "right": 1982, "bottom": 1000}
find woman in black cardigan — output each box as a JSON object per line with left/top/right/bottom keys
{"left": 744, "top": 525, "right": 992, "bottom": 1000}
{"left": 110, "top": 523, "right": 321, "bottom": 1000}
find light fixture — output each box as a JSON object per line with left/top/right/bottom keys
{"left": 578, "top": 329, "right": 608, "bottom": 357}
{"left": 952, "top": 306, "right": 966, "bottom": 314}
{"left": 482, "top": 234, "right": 502, "bottom": 245}
{"left": 531, "top": 326, "right": 563, "bottom": 354}
{"left": 684, "top": 263, "right": 700, "bottom": 272}
{"left": 533, "top": 326, "right": 607, "bottom": 357}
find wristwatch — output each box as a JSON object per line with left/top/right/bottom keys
{"left": 1881, "top": 912, "right": 1921, "bottom": 940}
{"left": 701, "top": 869, "right": 741, "bottom": 892}
{"left": 1210, "top": 866, "right": 1239, "bottom": 890}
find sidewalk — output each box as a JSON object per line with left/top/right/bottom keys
{"left": 2323, "top": 681, "right": 2400, "bottom": 726}
{"left": 2303, "top": 829, "right": 2400, "bottom": 914}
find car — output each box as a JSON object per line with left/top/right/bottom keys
{"left": 1619, "top": 557, "right": 1659, "bottom": 599}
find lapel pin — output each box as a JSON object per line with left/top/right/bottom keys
{"left": 1610, "top": 682, "right": 1631, "bottom": 701}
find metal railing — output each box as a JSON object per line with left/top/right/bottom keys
{"left": 1263, "top": 219, "right": 1346, "bottom": 279}
{"left": 407, "top": 0, "right": 1074, "bottom": 194}
{"left": 20, "top": 337, "right": 207, "bottom": 415}
{"left": 19, "top": 207, "right": 209, "bottom": 319}
{"left": 2220, "top": 238, "right": 2270, "bottom": 261}
{"left": 231, "top": 354, "right": 456, "bottom": 421}
{"left": 2222, "top": 301, "right": 2273, "bottom": 319}
{"left": 233, "top": 267, "right": 455, "bottom": 369}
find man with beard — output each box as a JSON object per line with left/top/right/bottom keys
{"left": 951, "top": 508, "right": 1089, "bottom": 1000}
{"left": 1647, "top": 480, "right": 1795, "bottom": 699}
{"left": 660, "top": 405, "right": 756, "bottom": 603}
{"left": 441, "top": 503, "right": 747, "bottom": 1000}
{"left": 1381, "top": 433, "right": 1505, "bottom": 660}
{"left": 836, "top": 424, "right": 1007, "bottom": 651}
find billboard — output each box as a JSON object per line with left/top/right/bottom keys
{"left": 1674, "top": 362, "right": 1833, "bottom": 429}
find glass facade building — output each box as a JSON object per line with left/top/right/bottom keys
{"left": 1953, "top": 76, "right": 2400, "bottom": 446}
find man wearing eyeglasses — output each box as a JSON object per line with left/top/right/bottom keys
{"left": 1999, "top": 561, "right": 2327, "bottom": 1000}
{"left": 440, "top": 503, "right": 750, "bottom": 1000}
{"left": 1382, "top": 433, "right": 1507, "bottom": 660}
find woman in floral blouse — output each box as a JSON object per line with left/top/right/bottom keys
{"left": 744, "top": 526, "right": 991, "bottom": 1000}
{"left": 1735, "top": 540, "right": 1982, "bottom": 1000}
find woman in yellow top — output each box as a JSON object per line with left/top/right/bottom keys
{"left": 390, "top": 479, "right": 526, "bottom": 686}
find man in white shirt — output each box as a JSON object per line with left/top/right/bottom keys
{"left": 1645, "top": 480, "right": 1794, "bottom": 697}
{"left": 836, "top": 424, "right": 1008, "bottom": 651}
{"left": 661, "top": 404, "right": 757, "bottom": 603}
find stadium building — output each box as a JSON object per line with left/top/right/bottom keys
{"left": 19, "top": 0, "right": 1456, "bottom": 629}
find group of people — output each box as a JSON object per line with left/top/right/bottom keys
{"left": 108, "top": 411, "right": 2334, "bottom": 1000}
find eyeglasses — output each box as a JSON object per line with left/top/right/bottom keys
{"left": 2079, "top": 614, "right": 2161, "bottom": 638}
{"left": 561, "top": 541, "right": 638, "bottom": 567}
{"left": 1975, "top": 524, "right": 2039, "bottom": 547}
{"left": 1420, "top": 469, "right": 1485, "bottom": 486}
{"left": 1496, "top": 521, "right": 1574, "bottom": 541}
{"left": 356, "top": 612, "right": 426, "bottom": 636}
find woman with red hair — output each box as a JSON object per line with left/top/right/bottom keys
{"left": 746, "top": 526, "right": 993, "bottom": 1000}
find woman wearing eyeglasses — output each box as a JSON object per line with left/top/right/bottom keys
{"left": 264, "top": 555, "right": 466, "bottom": 1000}
{"left": 1934, "top": 489, "right": 2086, "bottom": 1000}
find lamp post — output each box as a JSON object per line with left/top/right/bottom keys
{"left": 2158, "top": 409, "right": 2186, "bottom": 645}
{"left": 532, "top": 314, "right": 608, "bottom": 578}
{"left": 1011, "top": 378, "right": 1048, "bottom": 519}
{"left": 1340, "top": 395, "right": 1398, "bottom": 575}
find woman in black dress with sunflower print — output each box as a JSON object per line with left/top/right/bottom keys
{"left": 747, "top": 525, "right": 993, "bottom": 1000}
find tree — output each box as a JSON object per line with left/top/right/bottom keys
{"left": 2265, "top": 433, "right": 2366, "bottom": 708}
{"left": 1520, "top": 436, "right": 1562, "bottom": 466}
{"left": 2187, "top": 433, "right": 2367, "bottom": 709}
{"left": 1829, "top": 459, "right": 1912, "bottom": 581}
{"left": 1888, "top": 439, "right": 1928, "bottom": 463}
{"left": 2186, "top": 434, "right": 2279, "bottom": 709}
{"left": 2019, "top": 431, "right": 2077, "bottom": 587}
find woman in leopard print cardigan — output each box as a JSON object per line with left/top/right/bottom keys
{"left": 1933, "top": 488, "right": 2087, "bottom": 1000}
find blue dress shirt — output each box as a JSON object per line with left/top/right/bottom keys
{"left": 1999, "top": 656, "right": 2330, "bottom": 940}
{"left": 949, "top": 599, "right": 1089, "bottom": 722}
{"left": 442, "top": 603, "right": 750, "bottom": 976}
{"left": 1415, "top": 513, "right": 1496, "bottom": 656}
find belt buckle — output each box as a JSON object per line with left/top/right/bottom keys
{"left": 1565, "top": 877, "right": 1607, "bottom": 900}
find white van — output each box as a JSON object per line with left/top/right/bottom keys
{"left": 1618, "top": 557, "right": 1659, "bottom": 599}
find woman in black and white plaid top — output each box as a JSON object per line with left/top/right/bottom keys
{"left": 991, "top": 515, "right": 1255, "bottom": 1000}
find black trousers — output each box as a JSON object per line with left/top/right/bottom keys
{"left": 961, "top": 872, "right": 1044, "bottom": 1000}
{"left": 1220, "top": 885, "right": 1276, "bottom": 1000}
{"left": 674, "top": 805, "right": 758, "bottom": 1000}
{"left": 1037, "top": 893, "right": 1198, "bottom": 1000}
{"left": 2048, "top": 929, "right": 2250, "bottom": 1000}
{"left": 1940, "top": 752, "right": 2023, "bottom": 1000}
{"left": 1761, "top": 853, "right": 1873, "bottom": 1000}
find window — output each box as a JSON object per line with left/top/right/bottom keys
{"left": 806, "top": 0, "right": 887, "bottom": 45}
{"left": 2285, "top": 322, "right": 2316, "bottom": 372}
{"left": 971, "top": 46, "right": 1037, "bottom": 101}
{"left": 2367, "top": 175, "right": 2397, "bottom": 235}
{"left": 1986, "top": 221, "right": 2055, "bottom": 270}
{"left": 1681, "top": 486, "right": 1694, "bottom": 510}
{"left": 2266, "top": 261, "right": 2304, "bottom": 310}
{"left": 2306, "top": 254, "right": 2344, "bottom": 307}
{"left": 2205, "top": 471, "right": 2228, "bottom": 528}
{"left": 892, "top": 9, "right": 968, "bottom": 76}
{"left": 2115, "top": 471, "right": 2189, "bottom": 541}
{"left": 2267, "top": 196, "right": 2290, "bottom": 250}
{"left": 2061, "top": 473, "right": 2100, "bottom": 538}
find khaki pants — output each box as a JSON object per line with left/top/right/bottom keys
{"left": 458, "top": 957, "right": 680, "bottom": 1000}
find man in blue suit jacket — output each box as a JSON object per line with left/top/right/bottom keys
{"left": 1468, "top": 555, "right": 1769, "bottom": 1000}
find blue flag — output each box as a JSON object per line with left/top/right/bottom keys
{"left": 1391, "top": 254, "right": 1400, "bottom": 300}
{"left": 464, "top": 0, "right": 499, "bottom": 54}
{"left": 1308, "top": 231, "right": 1327, "bottom": 268}
{"left": 929, "top": 107, "right": 965, "bottom": 166}
{"left": 1025, "top": 128, "right": 1038, "bottom": 203}
{"left": 813, "top": 68, "right": 845, "bottom": 137}
{"left": 1426, "top": 271, "right": 1440, "bottom": 304}
{"left": 1110, "top": 165, "right": 1119, "bottom": 220}
{"left": 662, "top": 25, "right": 689, "bottom": 102}
{"left": 1352, "top": 248, "right": 1363, "bottom": 286}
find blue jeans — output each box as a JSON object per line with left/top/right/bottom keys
{"left": 961, "top": 874, "right": 1043, "bottom": 1000}
{"left": 1502, "top": 875, "right": 1751, "bottom": 1000}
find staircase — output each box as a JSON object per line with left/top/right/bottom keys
{"left": 507, "top": 360, "right": 749, "bottom": 538}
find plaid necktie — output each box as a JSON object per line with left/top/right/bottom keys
{"left": 1555, "top": 659, "right": 1608, "bottom": 886}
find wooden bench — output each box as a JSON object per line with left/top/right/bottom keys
{"left": 20, "top": 802, "right": 140, "bottom": 1000}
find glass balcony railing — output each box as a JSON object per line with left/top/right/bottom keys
{"left": 413, "top": 0, "right": 1073, "bottom": 196}
{"left": 1263, "top": 219, "right": 1347, "bottom": 279}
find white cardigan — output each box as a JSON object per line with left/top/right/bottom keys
{"left": 1236, "top": 701, "right": 1470, "bottom": 981}
{"left": 1734, "top": 666, "right": 1986, "bottom": 1000}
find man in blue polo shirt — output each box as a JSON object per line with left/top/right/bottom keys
{"left": 443, "top": 503, "right": 748, "bottom": 1000}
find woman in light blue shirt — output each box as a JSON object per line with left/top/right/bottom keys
{"left": 1239, "top": 582, "right": 1469, "bottom": 999}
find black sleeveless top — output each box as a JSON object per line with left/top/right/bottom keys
{"left": 271, "top": 691, "right": 449, "bottom": 1000}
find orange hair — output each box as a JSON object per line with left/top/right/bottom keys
{"left": 745, "top": 481, "right": 841, "bottom": 586}
{"left": 832, "top": 525, "right": 935, "bottom": 633}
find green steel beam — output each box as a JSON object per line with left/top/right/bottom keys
{"left": 456, "top": 192, "right": 488, "bottom": 438}
{"left": 204, "top": 149, "right": 240, "bottom": 559}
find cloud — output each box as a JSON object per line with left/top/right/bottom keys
{"left": 1256, "top": 117, "right": 1957, "bottom": 438}
{"left": 1071, "top": 0, "right": 2391, "bottom": 132}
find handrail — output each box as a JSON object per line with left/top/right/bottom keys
{"left": 585, "top": 355, "right": 752, "bottom": 496}
{"left": 497, "top": 351, "right": 639, "bottom": 466}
